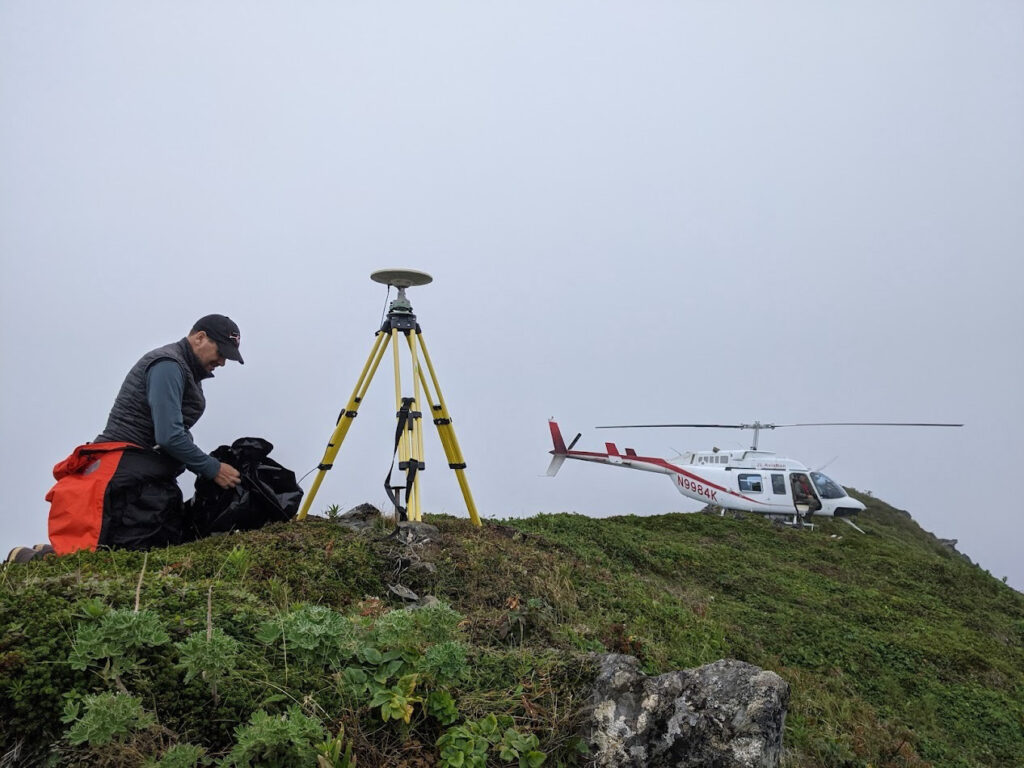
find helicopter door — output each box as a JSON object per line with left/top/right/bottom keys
{"left": 790, "top": 472, "right": 822, "bottom": 514}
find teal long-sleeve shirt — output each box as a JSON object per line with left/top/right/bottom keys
{"left": 146, "top": 360, "right": 221, "bottom": 479}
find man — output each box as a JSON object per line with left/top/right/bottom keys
{"left": 46, "top": 315, "right": 245, "bottom": 554}
{"left": 791, "top": 472, "right": 822, "bottom": 515}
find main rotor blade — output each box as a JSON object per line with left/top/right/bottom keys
{"left": 596, "top": 421, "right": 963, "bottom": 429}
{"left": 772, "top": 422, "right": 963, "bottom": 428}
{"left": 595, "top": 424, "right": 748, "bottom": 429}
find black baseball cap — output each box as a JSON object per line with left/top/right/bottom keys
{"left": 191, "top": 314, "right": 244, "bottom": 364}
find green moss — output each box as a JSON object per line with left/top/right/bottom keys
{"left": 1, "top": 501, "right": 1022, "bottom": 767}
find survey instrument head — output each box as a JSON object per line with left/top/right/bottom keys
{"left": 370, "top": 268, "right": 433, "bottom": 289}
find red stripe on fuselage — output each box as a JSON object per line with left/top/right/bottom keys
{"left": 565, "top": 450, "right": 767, "bottom": 506}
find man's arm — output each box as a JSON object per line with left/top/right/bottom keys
{"left": 146, "top": 360, "right": 238, "bottom": 487}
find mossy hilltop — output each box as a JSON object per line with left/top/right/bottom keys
{"left": 2, "top": 493, "right": 1022, "bottom": 767}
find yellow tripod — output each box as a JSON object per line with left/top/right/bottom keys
{"left": 297, "top": 269, "right": 480, "bottom": 526}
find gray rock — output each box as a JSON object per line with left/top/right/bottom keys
{"left": 390, "top": 521, "right": 441, "bottom": 547}
{"left": 333, "top": 503, "right": 382, "bottom": 531}
{"left": 587, "top": 654, "right": 789, "bottom": 768}
{"left": 387, "top": 585, "right": 419, "bottom": 606}
{"left": 936, "top": 537, "right": 974, "bottom": 565}
{"left": 388, "top": 583, "right": 420, "bottom": 601}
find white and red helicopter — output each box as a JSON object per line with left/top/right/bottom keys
{"left": 546, "top": 419, "right": 962, "bottom": 532}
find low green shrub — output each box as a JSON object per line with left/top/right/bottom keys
{"left": 62, "top": 691, "right": 156, "bottom": 747}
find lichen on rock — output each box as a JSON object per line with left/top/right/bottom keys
{"left": 587, "top": 654, "right": 790, "bottom": 768}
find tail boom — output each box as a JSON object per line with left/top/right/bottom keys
{"left": 547, "top": 419, "right": 675, "bottom": 475}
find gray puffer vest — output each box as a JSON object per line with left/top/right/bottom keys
{"left": 96, "top": 338, "right": 209, "bottom": 449}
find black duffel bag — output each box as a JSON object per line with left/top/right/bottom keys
{"left": 185, "top": 437, "right": 303, "bottom": 537}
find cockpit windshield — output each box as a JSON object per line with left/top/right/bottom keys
{"left": 810, "top": 472, "right": 847, "bottom": 499}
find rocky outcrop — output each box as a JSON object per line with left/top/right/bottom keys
{"left": 331, "top": 502, "right": 383, "bottom": 531}
{"left": 587, "top": 654, "right": 789, "bottom": 768}
{"left": 937, "top": 538, "right": 974, "bottom": 565}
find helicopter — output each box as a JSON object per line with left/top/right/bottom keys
{"left": 545, "top": 419, "right": 963, "bottom": 532}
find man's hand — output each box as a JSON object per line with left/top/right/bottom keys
{"left": 213, "top": 462, "right": 242, "bottom": 489}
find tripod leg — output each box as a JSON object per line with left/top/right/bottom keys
{"left": 413, "top": 330, "right": 481, "bottom": 526}
{"left": 297, "top": 331, "right": 391, "bottom": 520}
{"left": 405, "top": 332, "right": 428, "bottom": 521}
{"left": 390, "top": 328, "right": 412, "bottom": 521}
{"left": 407, "top": 338, "right": 456, "bottom": 465}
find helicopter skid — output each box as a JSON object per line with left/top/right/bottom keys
{"left": 767, "top": 513, "right": 815, "bottom": 530}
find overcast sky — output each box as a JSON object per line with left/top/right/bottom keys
{"left": 2, "top": 2, "right": 1021, "bottom": 590}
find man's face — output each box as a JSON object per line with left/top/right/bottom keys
{"left": 194, "top": 333, "right": 226, "bottom": 372}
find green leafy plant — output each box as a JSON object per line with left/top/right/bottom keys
{"left": 74, "top": 597, "right": 110, "bottom": 620}
{"left": 498, "top": 728, "right": 546, "bottom": 767}
{"left": 368, "top": 672, "right": 421, "bottom": 724}
{"left": 68, "top": 607, "right": 170, "bottom": 692}
{"left": 62, "top": 691, "right": 156, "bottom": 747}
{"left": 333, "top": 604, "right": 469, "bottom": 726}
{"left": 340, "top": 654, "right": 409, "bottom": 723}
{"left": 437, "top": 716, "right": 494, "bottom": 768}
{"left": 315, "top": 725, "right": 356, "bottom": 768}
{"left": 143, "top": 743, "right": 209, "bottom": 767}
{"left": 425, "top": 689, "right": 460, "bottom": 725}
{"left": 175, "top": 627, "right": 241, "bottom": 699}
{"left": 256, "top": 605, "right": 356, "bottom": 669}
{"left": 222, "top": 545, "right": 252, "bottom": 581}
{"left": 325, "top": 504, "right": 341, "bottom": 522}
{"left": 417, "top": 640, "right": 468, "bottom": 687}
{"left": 437, "top": 715, "right": 546, "bottom": 768}
{"left": 221, "top": 706, "right": 326, "bottom": 768}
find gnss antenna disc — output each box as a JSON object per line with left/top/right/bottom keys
{"left": 370, "top": 269, "right": 433, "bottom": 288}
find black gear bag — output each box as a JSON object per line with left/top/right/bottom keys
{"left": 185, "top": 437, "right": 303, "bottom": 537}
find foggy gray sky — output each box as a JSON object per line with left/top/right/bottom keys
{"left": 2, "top": 3, "right": 1022, "bottom": 589}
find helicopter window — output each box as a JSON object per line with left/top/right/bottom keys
{"left": 810, "top": 471, "right": 847, "bottom": 499}
{"left": 771, "top": 474, "right": 786, "bottom": 494}
{"left": 738, "top": 474, "right": 763, "bottom": 493}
